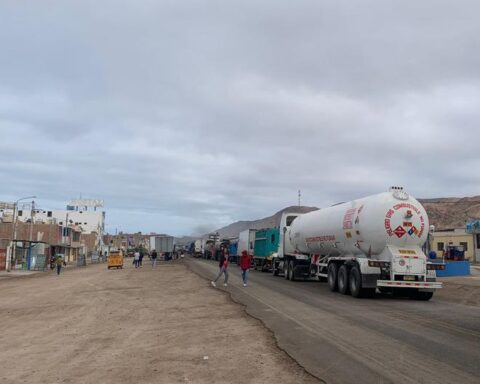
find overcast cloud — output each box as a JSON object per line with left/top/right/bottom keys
{"left": 1, "top": 0, "right": 480, "bottom": 236}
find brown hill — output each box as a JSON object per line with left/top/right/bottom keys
{"left": 419, "top": 196, "right": 480, "bottom": 230}
{"left": 214, "top": 196, "right": 480, "bottom": 238}
{"left": 215, "top": 206, "right": 319, "bottom": 238}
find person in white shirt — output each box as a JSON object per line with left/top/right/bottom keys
{"left": 133, "top": 251, "right": 140, "bottom": 268}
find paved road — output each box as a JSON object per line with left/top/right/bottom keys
{"left": 188, "top": 258, "right": 480, "bottom": 384}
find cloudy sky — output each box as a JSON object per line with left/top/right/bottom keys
{"left": 1, "top": 0, "right": 479, "bottom": 236}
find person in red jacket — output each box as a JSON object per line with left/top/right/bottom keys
{"left": 239, "top": 250, "right": 251, "bottom": 287}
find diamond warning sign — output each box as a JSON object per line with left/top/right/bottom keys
{"left": 393, "top": 226, "right": 406, "bottom": 238}
{"left": 408, "top": 226, "right": 418, "bottom": 237}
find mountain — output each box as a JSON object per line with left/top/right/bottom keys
{"left": 418, "top": 196, "right": 480, "bottom": 230}
{"left": 213, "top": 195, "right": 480, "bottom": 239}
{"left": 214, "top": 206, "right": 319, "bottom": 238}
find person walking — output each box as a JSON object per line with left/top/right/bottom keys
{"left": 133, "top": 251, "right": 140, "bottom": 268}
{"left": 211, "top": 248, "right": 229, "bottom": 287}
{"left": 139, "top": 249, "right": 144, "bottom": 267}
{"left": 151, "top": 249, "right": 158, "bottom": 269}
{"left": 239, "top": 250, "right": 251, "bottom": 287}
{"left": 55, "top": 255, "right": 64, "bottom": 275}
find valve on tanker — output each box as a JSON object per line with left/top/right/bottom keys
{"left": 390, "top": 186, "right": 409, "bottom": 200}
{"left": 389, "top": 186, "right": 404, "bottom": 191}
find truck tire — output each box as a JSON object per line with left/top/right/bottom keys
{"left": 337, "top": 264, "right": 350, "bottom": 295}
{"left": 349, "top": 266, "right": 375, "bottom": 298}
{"left": 349, "top": 265, "right": 362, "bottom": 297}
{"left": 327, "top": 263, "right": 338, "bottom": 292}
{"left": 284, "top": 260, "right": 290, "bottom": 280}
{"left": 289, "top": 260, "right": 296, "bottom": 281}
{"left": 411, "top": 290, "right": 434, "bottom": 301}
{"left": 272, "top": 261, "right": 279, "bottom": 276}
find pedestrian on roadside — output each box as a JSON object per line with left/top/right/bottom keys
{"left": 211, "top": 248, "right": 230, "bottom": 287}
{"left": 151, "top": 249, "right": 158, "bottom": 269}
{"left": 134, "top": 251, "right": 140, "bottom": 268}
{"left": 55, "top": 255, "right": 64, "bottom": 275}
{"left": 139, "top": 250, "right": 144, "bottom": 267}
{"left": 239, "top": 250, "right": 251, "bottom": 287}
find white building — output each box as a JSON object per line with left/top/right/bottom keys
{"left": 13, "top": 199, "right": 105, "bottom": 235}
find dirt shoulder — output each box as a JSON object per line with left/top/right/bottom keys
{"left": 0, "top": 260, "right": 319, "bottom": 384}
{"left": 436, "top": 273, "right": 480, "bottom": 306}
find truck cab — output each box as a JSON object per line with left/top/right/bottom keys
{"left": 272, "top": 212, "right": 311, "bottom": 279}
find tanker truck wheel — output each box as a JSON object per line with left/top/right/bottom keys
{"left": 288, "top": 260, "right": 296, "bottom": 281}
{"left": 337, "top": 264, "right": 350, "bottom": 295}
{"left": 327, "top": 263, "right": 338, "bottom": 292}
{"left": 349, "top": 266, "right": 375, "bottom": 298}
{"left": 349, "top": 266, "right": 363, "bottom": 297}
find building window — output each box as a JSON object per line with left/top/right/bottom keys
{"left": 437, "top": 242, "right": 444, "bottom": 251}
{"left": 18, "top": 210, "right": 23, "bottom": 216}
{"left": 477, "top": 234, "right": 480, "bottom": 249}
{"left": 460, "top": 242, "right": 468, "bottom": 252}
{"left": 271, "top": 234, "right": 276, "bottom": 243}
{"left": 47, "top": 211, "right": 52, "bottom": 217}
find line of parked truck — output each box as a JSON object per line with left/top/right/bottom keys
{"left": 191, "top": 227, "right": 279, "bottom": 272}
{"left": 194, "top": 187, "right": 445, "bottom": 300}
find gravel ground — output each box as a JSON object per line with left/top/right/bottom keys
{"left": 0, "top": 261, "right": 320, "bottom": 384}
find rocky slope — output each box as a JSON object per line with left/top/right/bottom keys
{"left": 418, "top": 196, "right": 480, "bottom": 230}
{"left": 215, "top": 206, "right": 319, "bottom": 238}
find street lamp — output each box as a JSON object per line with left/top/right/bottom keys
{"left": 8, "top": 195, "right": 37, "bottom": 272}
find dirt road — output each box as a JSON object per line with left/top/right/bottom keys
{"left": 0, "top": 261, "right": 319, "bottom": 384}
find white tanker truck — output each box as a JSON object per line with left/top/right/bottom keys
{"left": 271, "top": 187, "right": 444, "bottom": 300}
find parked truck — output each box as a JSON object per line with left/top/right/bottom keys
{"left": 150, "top": 235, "right": 174, "bottom": 258}
{"left": 271, "top": 187, "right": 444, "bottom": 300}
{"left": 238, "top": 229, "right": 256, "bottom": 259}
{"left": 192, "top": 239, "right": 203, "bottom": 258}
{"left": 253, "top": 227, "right": 279, "bottom": 271}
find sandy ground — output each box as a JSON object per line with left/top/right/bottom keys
{"left": 0, "top": 261, "right": 319, "bottom": 384}
{"left": 437, "top": 273, "right": 480, "bottom": 306}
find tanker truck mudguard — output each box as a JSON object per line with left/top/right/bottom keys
{"left": 271, "top": 187, "right": 444, "bottom": 300}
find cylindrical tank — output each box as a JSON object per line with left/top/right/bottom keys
{"left": 289, "top": 189, "right": 429, "bottom": 259}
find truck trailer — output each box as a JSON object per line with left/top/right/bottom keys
{"left": 193, "top": 239, "right": 203, "bottom": 258}
{"left": 271, "top": 187, "right": 444, "bottom": 300}
{"left": 149, "top": 235, "right": 174, "bottom": 255}
{"left": 238, "top": 229, "right": 256, "bottom": 259}
{"left": 253, "top": 227, "right": 279, "bottom": 271}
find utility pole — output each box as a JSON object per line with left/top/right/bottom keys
{"left": 27, "top": 200, "right": 35, "bottom": 270}
{"left": 8, "top": 202, "right": 17, "bottom": 272}
{"left": 298, "top": 190, "right": 301, "bottom": 207}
